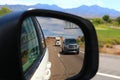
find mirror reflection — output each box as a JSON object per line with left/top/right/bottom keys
{"left": 21, "top": 16, "right": 85, "bottom": 80}
{"left": 36, "top": 17, "right": 85, "bottom": 79}
{"left": 21, "top": 17, "right": 40, "bottom": 72}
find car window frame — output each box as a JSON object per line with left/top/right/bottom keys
{"left": 21, "top": 17, "right": 40, "bottom": 73}
{"left": 23, "top": 17, "right": 47, "bottom": 80}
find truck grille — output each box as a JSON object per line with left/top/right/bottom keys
{"left": 69, "top": 45, "right": 77, "bottom": 48}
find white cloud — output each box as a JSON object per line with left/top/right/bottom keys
{"left": 116, "top": 9, "right": 120, "bottom": 12}
{"left": 79, "top": 0, "right": 104, "bottom": 6}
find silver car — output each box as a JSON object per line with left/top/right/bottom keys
{"left": 62, "top": 38, "right": 79, "bottom": 54}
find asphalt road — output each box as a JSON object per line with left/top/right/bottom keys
{"left": 48, "top": 44, "right": 84, "bottom": 80}
{"left": 47, "top": 43, "right": 120, "bottom": 80}
{"left": 92, "top": 54, "right": 120, "bottom": 80}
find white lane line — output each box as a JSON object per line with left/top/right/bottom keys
{"left": 97, "top": 72, "right": 120, "bottom": 79}
{"left": 54, "top": 46, "right": 61, "bottom": 58}
{"left": 58, "top": 53, "right": 61, "bottom": 57}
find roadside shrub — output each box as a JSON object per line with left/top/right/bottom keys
{"left": 99, "top": 42, "right": 104, "bottom": 48}
{"left": 112, "top": 21, "right": 119, "bottom": 26}
{"left": 92, "top": 18, "right": 104, "bottom": 25}
{"left": 112, "top": 39, "right": 120, "bottom": 45}
{"left": 105, "top": 43, "right": 113, "bottom": 48}
{"left": 116, "top": 16, "right": 120, "bottom": 25}
{"left": 0, "top": 6, "right": 11, "bottom": 16}
{"left": 108, "top": 19, "right": 112, "bottom": 23}
{"left": 102, "top": 15, "right": 110, "bottom": 22}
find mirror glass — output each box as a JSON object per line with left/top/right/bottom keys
{"left": 36, "top": 17, "right": 85, "bottom": 79}
{"left": 21, "top": 16, "right": 85, "bottom": 80}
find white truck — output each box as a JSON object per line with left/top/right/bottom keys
{"left": 55, "top": 37, "right": 61, "bottom": 46}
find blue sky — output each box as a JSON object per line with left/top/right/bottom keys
{"left": 0, "top": 0, "right": 120, "bottom": 11}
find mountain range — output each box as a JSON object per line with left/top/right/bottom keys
{"left": 0, "top": 4, "right": 120, "bottom": 18}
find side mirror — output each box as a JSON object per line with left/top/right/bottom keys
{"left": 0, "top": 9, "right": 99, "bottom": 80}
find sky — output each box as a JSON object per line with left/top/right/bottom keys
{"left": 37, "top": 17, "right": 83, "bottom": 38}
{"left": 0, "top": 0, "right": 120, "bottom": 11}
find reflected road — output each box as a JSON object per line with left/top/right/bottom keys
{"left": 48, "top": 43, "right": 84, "bottom": 80}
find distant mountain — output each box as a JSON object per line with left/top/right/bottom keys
{"left": 31, "top": 4, "right": 63, "bottom": 11}
{"left": 0, "top": 4, "right": 120, "bottom": 18}
{"left": 65, "top": 5, "right": 120, "bottom": 18}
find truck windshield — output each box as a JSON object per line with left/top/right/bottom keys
{"left": 65, "top": 39, "right": 77, "bottom": 44}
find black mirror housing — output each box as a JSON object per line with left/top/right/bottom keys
{"left": 0, "top": 9, "right": 99, "bottom": 80}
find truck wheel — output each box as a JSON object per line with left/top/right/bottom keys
{"left": 62, "top": 49, "right": 64, "bottom": 54}
{"left": 76, "top": 51, "right": 79, "bottom": 54}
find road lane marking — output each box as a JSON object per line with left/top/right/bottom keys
{"left": 97, "top": 72, "right": 120, "bottom": 79}
{"left": 58, "top": 54, "right": 61, "bottom": 57}
{"left": 54, "top": 46, "right": 61, "bottom": 58}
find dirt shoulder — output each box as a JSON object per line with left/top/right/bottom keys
{"left": 100, "top": 45, "right": 120, "bottom": 55}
